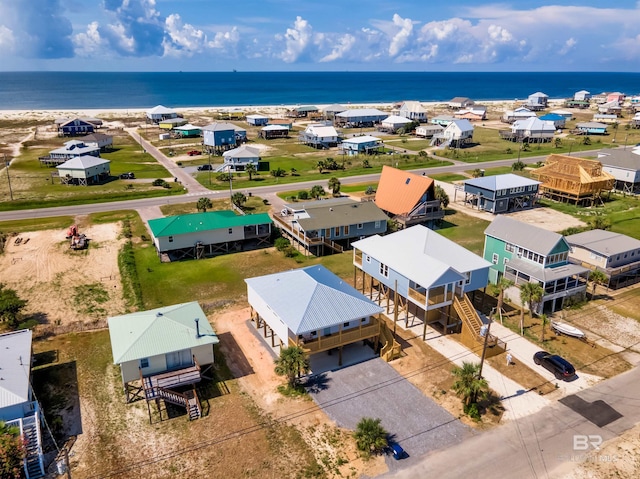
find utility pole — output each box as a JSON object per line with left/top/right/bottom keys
{"left": 4, "top": 154, "right": 13, "bottom": 201}
{"left": 478, "top": 307, "right": 495, "bottom": 379}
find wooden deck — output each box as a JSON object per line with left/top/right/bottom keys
{"left": 142, "top": 365, "right": 201, "bottom": 394}
{"left": 291, "top": 317, "right": 381, "bottom": 354}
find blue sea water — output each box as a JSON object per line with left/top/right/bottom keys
{"left": 0, "top": 71, "right": 639, "bottom": 110}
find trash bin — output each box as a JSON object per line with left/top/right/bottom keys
{"left": 390, "top": 442, "right": 406, "bottom": 460}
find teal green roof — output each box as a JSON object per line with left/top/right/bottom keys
{"left": 148, "top": 210, "right": 272, "bottom": 237}
{"left": 108, "top": 302, "right": 219, "bottom": 364}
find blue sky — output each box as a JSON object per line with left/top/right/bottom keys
{"left": 1, "top": 0, "right": 640, "bottom": 71}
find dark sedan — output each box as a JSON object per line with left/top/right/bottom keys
{"left": 533, "top": 351, "right": 575, "bottom": 380}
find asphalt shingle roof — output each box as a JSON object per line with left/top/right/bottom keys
{"left": 484, "top": 215, "right": 565, "bottom": 256}
{"left": 293, "top": 199, "right": 388, "bottom": 231}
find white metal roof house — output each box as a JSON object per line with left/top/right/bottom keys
{"left": 574, "top": 90, "right": 591, "bottom": 101}
{"left": 108, "top": 302, "right": 219, "bottom": 420}
{"left": 220, "top": 144, "right": 261, "bottom": 172}
{"left": 510, "top": 117, "right": 556, "bottom": 143}
{"left": 566, "top": 229, "right": 640, "bottom": 289}
{"left": 80, "top": 133, "right": 113, "bottom": 150}
{"left": 40, "top": 140, "right": 101, "bottom": 166}
{"left": 245, "top": 265, "right": 385, "bottom": 366}
{"left": 526, "top": 92, "right": 549, "bottom": 110}
{"left": 259, "top": 124, "right": 289, "bottom": 139}
{"left": 146, "top": 105, "right": 178, "bottom": 123}
{"left": 415, "top": 123, "right": 444, "bottom": 138}
{"left": 353, "top": 225, "right": 494, "bottom": 347}
{"left": 502, "top": 107, "right": 536, "bottom": 123}
{"left": 56, "top": 156, "right": 111, "bottom": 186}
{"left": 380, "top": 115, "right": 413, "bottom": 132}
{"left": 0, "top": 330, "right": 45, "bottom": 479}
{"left": 246, "top": 114, "right": 269, "bottom": 126}
{"left": 438, "top": 119, "right": 474, "bottom": 148}
{"left": 398, "top": 101, "right": 428, "bottom": 122}
{"left": 299, "top": 123, "right": 340, "bottom": 148}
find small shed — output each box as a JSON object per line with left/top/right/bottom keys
{"left": 56, "top": 156, "right": 111, "bottom": 186}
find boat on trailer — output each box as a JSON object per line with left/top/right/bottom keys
{"left": 551, "top": 321, "right": 585, "bottom": 339}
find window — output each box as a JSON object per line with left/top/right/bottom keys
{"left": 365, "top": 255, "right": 371, "bottom": 263}
{"left": 325, "top": 228, "right": 330, "bottom": 238}
{"left": 228, "top": 228, "right": 233, "bottom": 234}
{"left": 503, "top": 258, "right": 509, "bottom": 265}
{"left": 465, "top": 272, "right": 471, "bottom": 284}
{"left": 492, "top": 253, "right": 499, "bottom": 264}
{"left": 375, "top": 220, "right": 381, "bottom": 229}
{"left": 334, "top": 227, "right": 340, "bottom": 237}
{"left": 380, "top": 263, "right": 389, "bottom": 277}
{"left": 139, "top": 358, "right": 149, "bottom": 368}
{"left": 168, "top": 236, "right": 174, "bottom": 243}
{"left": 357, "top": 223, "right": 363, "bottom": 229}
{"left": 344, "top": 225, "right": 350, "bottom": 235}
{"left": 343, "top": 322, "right": 350, "bottom": 328}
{"left": 505, "top": 243, "right": 514, "bottom": 252}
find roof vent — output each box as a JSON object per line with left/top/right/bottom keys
{"left": 329, "top": 208, "right": 333, "bottom": 211}
{"left": 405, "top": 178, "right": 411, "bottom": 185}
{"left": 156, "top": 312, "right": 163, "bottom": 317}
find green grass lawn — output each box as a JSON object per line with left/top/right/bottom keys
{"left": 159, "top": 196, "right": 271, "bottom": 217}
{"left": 0, "top": 216, "right": 74, "bottom": 233}
{"left": 436, "top": 209, "right": 491, "bottom": 256}
{"left": 0, "top": 134, "right": 182, "bottom": 209}
{"left": 538, "top": 193, "right": 640, "bottom": 239}
{"left": 384, "top": 138, "right": 433, "bottom": 151}
{"left": 429, "top": 173, "right": 469, "bottom": 182}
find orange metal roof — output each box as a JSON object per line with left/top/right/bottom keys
{"left": 374, "top": 166, "right": 435, "bottom": 215}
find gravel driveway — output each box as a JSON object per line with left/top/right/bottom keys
{"left": 307, "top": 358, "right": 473, "bottom": 471}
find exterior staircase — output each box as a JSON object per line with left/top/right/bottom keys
{"left": 379, "top": 321, "right": 402, "bottom": 362}
{"left": 145, "top": 384, "right": 202, "bottom": 420}
{"left": 453, "top": 294, "right": 506, "bottom": 358}
{"left": 7, "top": 414, "right": 45, "bottom": 479}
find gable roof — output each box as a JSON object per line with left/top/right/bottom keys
{"left": 449, "top": 97, "right": 472, "bottom": 104}
{"left": 512, "top": 117, "right": 556, "bottom": 132}
{"left": 292, "top": 198, "right": 388, "bottom": 231}
{"left": 353, "top": 225, "right": 491, "bottom": 288}
{"left": 202, "top": 122, "right": 236, "bottom": 132}
{"left": 174, "top": 123, "right": 201, "bottom": 131}
{"left": 245, "top": 265, "right": 383, "bottom": 334}
{"left": 148, "top": 210, "right": 272, "bottom": 237}
{"left": 305, "top": 124, "right": 338, "bottom": 137}
{"left": 50, "top": 142, "right": 100, "bottom": 156}
{"left": 597, "top": 149, "right": 640, "bottom": 170}
{"left": 565, "top": 229, "right": 640, "bottom": 257}
{"left": 222, "top": 144, "right": 261, "bottom": 159}
{"left": 446, "top": 119, "right": 474, "bottom": 132}
{"left": 382, "top": 115, "right": 412, "bottom": 125}
{"left": 57, "top": 156, "right": 110, "bottom": 170}
{"left": 335, "top": 108, "right": 387, "bottom": 118}
{"left": 108, "top": 302, "right": 218, "bottom": 364}
{"left": 464, "top": 173, "right": 540, "bottom": 191}
{"left": 0, "top": 330, "right": 32, "bottom": 410}
{"left": 484, "top": 215, "right": 566, "bottom": 255}
{"left": 400, "top": 101, "right": 427, "bottom": 113}
{"left": 262, "top": 125, "right": 289, "bottom": 131}
{"left": 577, "top": 122, "right": 608, "bottom": 129}
{"left": 375, "top": 166, "right": 434, "bottom": 216}
{"left": 246, "top": 114, "right": 269, "bottom": 120}
{"left": 342, "top": 135, "right": 380, "bottom": 144}
{"left": 81, "top": 133, "right": 112, "bottom": 142}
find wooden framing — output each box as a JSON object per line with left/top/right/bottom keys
{"left": 530, "top": 154, "right": 615, "bottom": 206}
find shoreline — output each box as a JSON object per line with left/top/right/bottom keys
{"left": 0, "top": 99, "right": 571, "bottom": 122}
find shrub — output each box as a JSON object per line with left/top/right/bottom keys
{"left": 274, "top": 237, "right": 291, "bottom": 252}
{"left": 152, "top": 178, "right": 165, "bottom": 186}
{"left": 297, "top": 190, "right": 309, "bottom": 200}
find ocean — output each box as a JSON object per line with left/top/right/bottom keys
{"left": 0, "top": 71, "right": 639, "bottom": 110}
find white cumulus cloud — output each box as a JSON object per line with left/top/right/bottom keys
{"left": 280, "top": 16, "right": 314, "bottom": 63}
{"left": 0, "top": 24, "right": 15, "bottom": 52}
{"left": 74, "top": 22, "right": 104, "bottom": 57}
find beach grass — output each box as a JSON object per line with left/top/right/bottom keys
{"left": 0, "top": 216, "right": 74, "bottom": 233}
{"left": 430, "top": 173, "right": 468, "bottom": 182}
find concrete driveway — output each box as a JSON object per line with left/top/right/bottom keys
{"left": 307, "top": 358, "right": 473, "bottom": 472}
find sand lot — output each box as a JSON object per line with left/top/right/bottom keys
{"left": 0, "top": 222, "right": 125, "bottom": 332}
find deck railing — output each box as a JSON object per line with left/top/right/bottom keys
{"left": 292, "top": 318, "right": 380, "bottom": 354}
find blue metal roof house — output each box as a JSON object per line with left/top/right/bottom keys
{"left": 462, "top": 174, "right": 541, "bottom": 214}
{"left": 340, "top": 135, "right": 383, "bottom": 156}
{"left": 576, "top": 122, "right": 608, "bottom": 135}
{"left": 539, "top": 113, "right": 566, "bottom": 128}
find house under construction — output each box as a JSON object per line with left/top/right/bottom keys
{"left": 530, "top": 154, "right": 615, "bottom": 206}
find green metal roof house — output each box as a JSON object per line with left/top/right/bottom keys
{"left": 108, "top": 302, "right": 219, "bottom": 411}
{"left": 148, "top": 210, "right": 272, "bottom": 259}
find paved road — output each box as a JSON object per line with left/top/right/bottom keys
{"left": 389, "top": 365, "right": 640, "bottom": 478}
{"left": 0, "top": 150, "right": 602, "bottom": 222}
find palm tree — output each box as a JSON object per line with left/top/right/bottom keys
{"left": 540, "top": 313, "right": 549, "bottom": 342}
{"left": 451, "top": 361, "right": 489, "bottom": 408}
{"left": 196, "top": 197, "right": 212, "bottom": 212}
{"left": 354, "top": 417, "right": 388, "bottom": 455}
{"left": 245, "top": 162, "right": 256, "bottom": 181}
{"left": 434, "top": 185, "right": 450, "bottom": 208}
{"left": 328, "top": 177, "right": 341, "bottom": 195}
{"left": 588, "top": 270, "right": 608, "bottom": 299}
{"left": 494, "top": 277, "right": 514, "bottom": 322}
{"left": 231, "top": 192, "right": 247, "bottom": 208}
{"left": 274, "top": 346, "right": 309, "bottom": 388}
{"left": 316, "top": 159, "right": 326, "bottom": 173}
{"left": 519, "top": 282, "right": 544, "bottom": 335}
{"left": 310, "top": 185, "right": 326, "bottom": 199}
{"left": 554, "top": 137, "right": 562, "bottom": 149}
